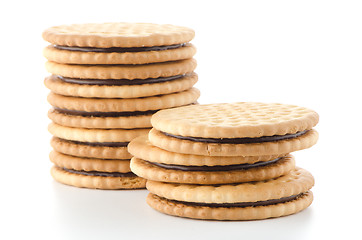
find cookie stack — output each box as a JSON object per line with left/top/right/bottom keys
{"left": 43, "top": 23, "right": 200, "bottom": 189}
{"left": 129, "top": 102, "right": 319, "bottom": 220}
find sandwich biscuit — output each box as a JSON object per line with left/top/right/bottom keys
{"left": 149, "top": 102, "right": 319, "bottom": 156}
{"left": 146, "top": 167, "right": 314, "bottom": 220}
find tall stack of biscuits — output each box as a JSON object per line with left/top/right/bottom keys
{"left": 43, "top": 23, "right": 200, "bottom": 189}
{"left": 129, "top": 102, "right": 319, "bottom": 220}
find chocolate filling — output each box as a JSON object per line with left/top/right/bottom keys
{"left": 57, "top": 74, "right": 186, "bottom": 86}
{"left": 57, "top": 138, "right": 128, "bottom": 147}
{"left": 53, "top": 43, "right": 186, "bottom": 53}
{"left": 166, "top": 193, "right": 304, "bottom": 208}
{"left": 53, "top": 107, "right": 157, "bottom": 118}
{"left": 61, "top": 167, "right": 136, "bottom": 177}
{"left": 162, "top": 130, "right": 309, "bottom": 144}
{"left": 148, "top": 157, "right": 281, "bottom": 172}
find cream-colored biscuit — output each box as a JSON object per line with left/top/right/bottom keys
{"left": 45, "top": 59, "right": 196, "bottom": 79}
{"left": 48, "top": 123, "right": 150, "bottom": 142}
{"left": 130, "top": 155, "right": 295, "bottom": 184}
{"left": 50, "top": 151, "right": 131, "bottom": 173}
{"left": 151, "top": 102, "right": 319, "bottom": 138}
{"left": 48, "top": 108, "right": 153, "bottom": 129}
{"left": 43, "top": 44, "right": 196, "bottom": 65}
{"left": 146, "top": 167, "right": 314, "bottom": 203}
{"left": 146, "top": 167, "right": 314, "bottom": 220}
{"left": 128, "top": 135, "right": 286, "bottom": 166}
{"left": 51, "top": 166, "right": 146, "bottom": 189}
{"left": 47, "top": 88, "right": 200, "bottom": 112}
{"left": 44, "top": 73, "right": 198, "bottom": 98}
{"left": 146, "top": 191, "right": 313, "bottom": 221}
{"left": 148, "top": 128, "right": 318, "bottom": 156}
{"left": 50, "top": 137, "right": 132, "bottom": 159}
{"left": 42, "top": 22, "right": 195, "bottom": 48}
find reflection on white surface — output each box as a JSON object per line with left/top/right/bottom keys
{"left": 52, "top": 181, "right": 314, "bottom": 240}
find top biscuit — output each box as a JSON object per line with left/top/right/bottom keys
{"left": 151, "top": 102, "right": 319, "bottom": 138}
{"left": 42, "top": 22, "right": 195, "bottom": 48}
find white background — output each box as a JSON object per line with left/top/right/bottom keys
{"left": 1, "top": 0, "right": 361, "bottom": 239}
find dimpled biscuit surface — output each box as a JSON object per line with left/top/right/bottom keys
{"left": 151, "top": 102, "right": 319, "bottom": 138}
{"left": 42, "top": 22, "right": 195, "bottom": 48}
{"left": 146, "top": 167, "right": 314, "bottom": 203}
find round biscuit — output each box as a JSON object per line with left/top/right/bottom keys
{"left": 50, "top": 137, "right": 131, "bottom": 159}
{"left": 146, "top": 167, "right": 314, "bottom": 203}
{"left": 43, "top": 44, "right": 196, "bottom": 65}
{"left": 42, "top": 22, "right": 195, "bottom": 48}
{"left": 48, "top": 123, "right": 150, "bottom": 143}
{"left": 148, "top": 128, "right": 319, "bottom": 156}
{"left": 146, "top": 191, "right": 313, "bottom": 221}
{"left": 45, "top": 58, "right": 196, "bottom": 79}
{"left": 48, "top": 108, "right": 152, "bottom": 129}
{"left": 44, "top": 73, "right": 198, "bottom": 98}
{"left": 50, "top": 151, "right": 131, "bottom": 173}
{"left": 128, "top": 135, "right": 286, "bottom": 166}
{"left": 51, "top": 166, "right": 146, "bottom": 189}
{"left": 151, "top": 102, "right": 319, "bottom": 138}
{"left": 130, "top": 155, "right": 295, "bottom": 184}
{"left": 47, "top": 88, "right": 200, "bottom": 112}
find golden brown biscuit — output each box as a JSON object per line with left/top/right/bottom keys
{"left": 145, "top": 168, "right": 314, "bottom": 220}
{"left": 130, "top": 155, "right": 295, "bottom": 184}
{"left": 147, "top": 191, "right": 313, "bottom": 221}
{"left": 47, "top": 88, "right": 200, "bottom": 112}
{"left": 43, "top": 43, "right": 196, "bottom": 65}
{"left": 44, "top": 73, "right": 198, "bottom": 98}
{"left": 45, "top": 59, "right": 196, "bottom": 79}
{"left": 50, "top": 151, "right": 131, "bottom": 173}
{"left": 42, "top": 22, "right": 195, "bottom": 48}
{"left": 48, "top": 108, "right": 153, "bottom": 129}
{"left": 51, "top": 166, "right": 146, "bottom": 190}
{"left": 50, "top": 137, "right": 132, "bottom": 160}
{"left": 146, "top": 167, "right": 314, "bottom": 203}
{"left": 48, "top": 123, "right": 149, "bottom": 143}
{"left": 148, "top": 102, "right": 318, "bottom": 156}
{"left": 148, "top": 128, "right": 318, "bottom": 156}
{"left": 151, "top": 102, "right": 319, "bottom": 138}
{"left": 128, "top": 135, "right": 286, "bottom": 166}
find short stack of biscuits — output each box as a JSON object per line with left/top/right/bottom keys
{"left": 129, "top": 102, "right": 319, "bottom": 220}
{"left": 43, "top": 23, "right": 200, "bottom": 189}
